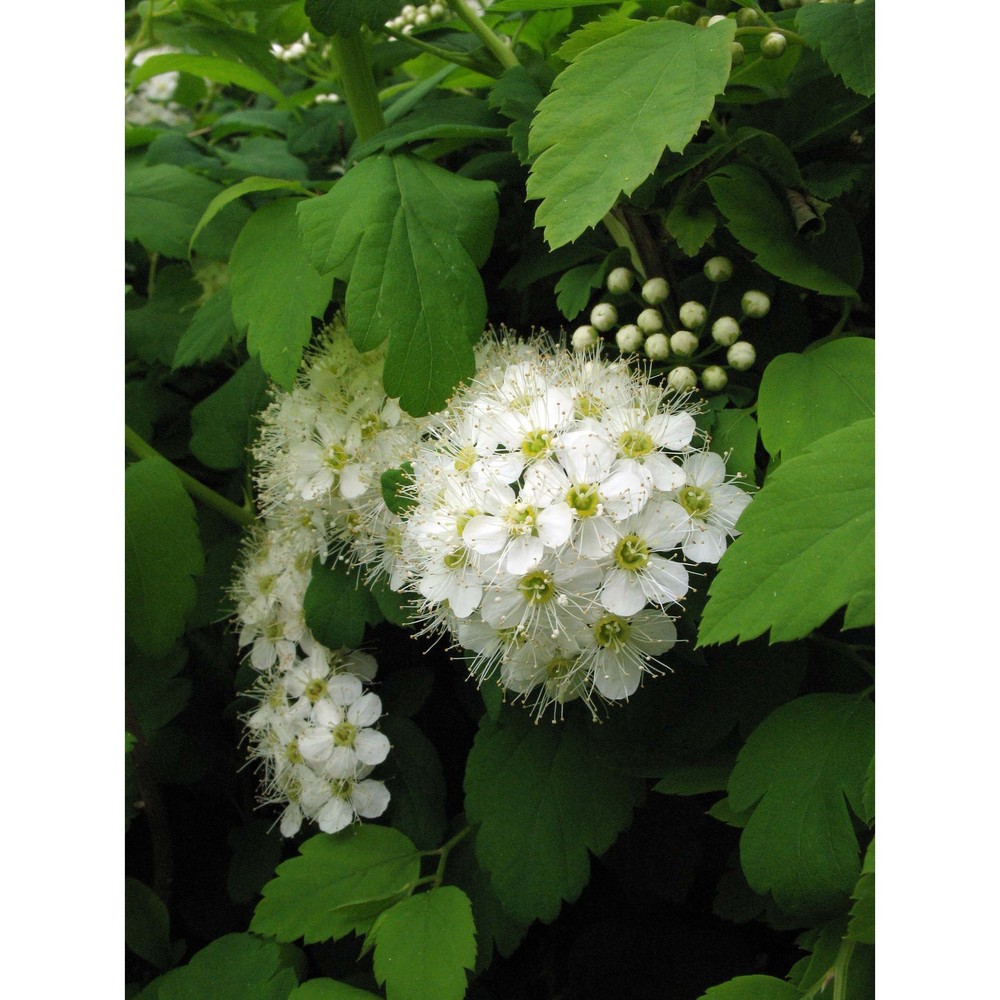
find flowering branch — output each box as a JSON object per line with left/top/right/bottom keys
{"left": 446, "top": 0, "right": 519, "bottom": 71}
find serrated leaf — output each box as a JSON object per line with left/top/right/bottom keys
{"left": 861, "top": 756, "right": 874, "bottom": 824}
{"left": 727, "top": 693, "right": 874, "bottom": 917}
{"left": 126, "top": 265, "right": 202, "bottom": 365}
{"left": 707, "top": 164, "right": 858, "bottom": 296}
{"left": 303, "top": 557, "right": 374, "bottom": 651}
{"left": 289, "top": 982, "right": 381, "bottom": 1000}
{"left": 230, "top": 198, "right": 333, "bottom": 389}
{"left": 125, "top": 878, "right": 174, "bottom": 971}
{"left": 298, "top": 154, "right": 497, "bottom": 415}
{"left": 488, "top": 66, "right": 546, "bottom": 164}
{"left": 251, "top": 827, "right": 421, "bottom": 944}
{"left": 305, "top": 0, "right": 399, "bottom": 35}
{"left": 698, "top": 975, "right": 803, "bottom": 1000}
{"left": 847, "top": 839, "right": 875, "bottom": 944}
{"left": 380, "top": 462, "right": 416, "bottom": 516}
{"left": 130, "top": 53, "right": 288, "bottom": 106}
{"left": 556, "top": 11, "right": 639, "bottom": 62}
{"left": 126, "top": 645, "right": 191, "bottom": 736}
{"left": 379, "top": 716, "right": 447, "bottom": 849}
{"left": 189, "top": 359, "right": 269, "bottom": 470}
{"left": 554, "top": 263, "right": 603, "bottom": 321}
{"left": 371, "top": 887, "right": 476, "bottom": 1000}
{"left": 526, "top": 19, "right": 735, "bottom": 249}
{"left": 189, "top": 176, "right": 305, "bottom": 255}
{"left": 465, "top": 711, "right": 643, "bottom": 924}
{"left": 134, "top": 933, "right": 301, "bottom": 1000}
{"left": 797, "top": 0, "right": 875, "bottom": 98}
{"left": 667, "top": 203, "right": 716, "bottom": 257}
{"left": 126, "top": 458, "right": 204, "bottom": 655}
{"left": 173, "top": 286, "right": 240, "bottom": 368}
{"left": 710, "top": 407, "right": 758, "bottom": 484}
{"left": 698, "top": 418, "right": 874, "bottom": 646}
{"left": 757, "top": 337, "right": 874, "bottom": 461}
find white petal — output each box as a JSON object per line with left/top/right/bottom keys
{"left": 505, "top": 535, "right": 544, "bottom": 574}
{"left": 684, "top": 451, "right": 726, "bottom": 488}
{"left": 462, "top": 515, "right": 507, "bottom": 554}
{"left": 279, "top": 804, "right": 304, "bottom": 838}
{"left": 646, "top": 411, "right": 696, "bottom": 450}
{"left": 643, "top": 556, "right": 690, "bottom": 604}
{"left": 600, "top": 570, "right": 647, "bottom": 616}
{"left": 316, "top": 797, "right": 353, "bottom": 834}
{"left": 344, "top": 651, "right": 378, "bottom": 682}
{"left": 592, "top": 652, "right": 641, "bottom": 700}
{"left": 352, "top": 779, "right": 391, "bottom": 818}
{"left": 354, "top": 729, "right": 391, "bottom": 766}
{"left": 537, "top": 503, "right": 573, "bottom": 548}
{"left": 600, "top": 467, "right": 649, "bottom": 519}
{"left": 348, "top": 692, "right": 383, "bottom": 728}
{"left": 643, "top": 453, "right": 686, "bottom": 492}
{"left": 683, "top": 527, "right": 728, "bottom": 564}
{"left": 339, "top": 464, "right": 368, "bottom": 499}
{"left": 327, "top": 673, "right": 363, "bottom": 706}
{"left": 448, "top": 578, "right": 484, "bottom": 619}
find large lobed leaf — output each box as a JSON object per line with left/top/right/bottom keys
{"left": 698, "top": 418, "right": 874, "bottom": 645}
{"left": 370, "top": 886, "right": 477, "bottom": 1000}
{"left": 526, "top": 19, "right": 735, "bottom": 249}
{"left": 726, "top": 693, "right": 875, "bottom": 917}
{"left": 302, "top": 557, "right": 379, "bottom": 651}
{"left": 125, "top": 457, "right": 204, "bottom": 655}
{"left": 298, "top": 154, "right": 497, "bottom": 415}
{"left": 251, "top": 827, "right": 421, "bottom": 945}
{"left": 305, "top": 0, "right": 400, "bottom": 36}
{"left": 797, "top": 0, "right": 875, "bottom": 98}
{"left": 465, "top": 710, "right": 644, "bottom": 925}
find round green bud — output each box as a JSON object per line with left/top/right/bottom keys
{"left": 572, "top": 325, "right": 600, "bottom": 351}
{"left": 644, "top": 333, "right": 670, "bottom": 361}
{"left": 702, "top": 365, "right": 728, "bottom": 391}
{"left": 708, "top": 15, "right": 728, "bottom": 27}
{"left": 727, "top": 341, "right": 756, "bottom": 371}
{"left": 606, "top": 266, "right": 634, "bottom": 295}
{"left": 730, "top": 41, "right": 745, "bottom": 66}
{"left": 679, "top": 300, "right": 708, "bottom": 329}
{"left": 695, "top": 16, "right": 711, "bottom": 28}
{"left": 637, "top": 308, "right": 665, "bottom": 334}
{"left": 741, "top": 290, "right": 771, "bottom": 318}
{"left": 711, "top": 315, "right": 741, "bottom": 347}
{"left": 667, "top": 366, "right": 698, "bottom": 393}
{"left": 590, "top": 302, "right": 618, "bottom": 332}
{"left": 761, "top": 32, "right": 788, "bottom": 58}
{"left": 735, "top": 7, "right": 759, "bottom": 25}
{"left": 641, "top": 276, "right": 670, "bottom": 305}
{"left": 670, "top": 330, "right": 699, "bottom": 357}
{"left": 704, "top": 256, "right": 734, "bottom": 283}
{"left": 616, "top": 324, "right": 644, "bottom": 353}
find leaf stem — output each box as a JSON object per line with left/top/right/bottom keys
{"left": 330, "top": 33, "right": 387, "bottom": 144}
{"left": 125, "top": 425, "right": 256, "bottom": 527}
{"left": 380, "top": 26, "right": 485, "bottom": 71}
{"left": 446, "top": 0, "right": 519, "bottom": 70}
{"left": 417, "top": 824, "right": 473, "bottom": 890}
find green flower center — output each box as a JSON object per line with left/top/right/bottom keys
{"left": 329, "top": 778, "right": 353, "bottom": 800}
{"left": 517, "top": 570, "right": 555, "bottom": 604}
{"left": 505, "top": 504, "right": 538, "bottom": 536}
{"left": 284, "top": 740, "right": 304, "bottom": 765}
{"left": 566, "top": 482, "right": 601, "bottom": 518}
{"left": 324, "top": 443, "right": 349, "bottom": 470}
{"left": 545, "top": 655, "right": 576, "bottom": 681}
{"left": 385, "top": 524, "right": 403, "bottom": 555}
{"left": 618, "top": 429, "right": 655, "bottom": 458}
{"left": 678, "top": 485, "right": 712, "bottom": 518}
{"left": 332, "top": 721, "right": 357, "bottom": 747}
{"left": 359, "top": 412, "right": 386, "bottom": 439}
{"left": 304, "top": 678, "right": 328, "bottom": 703}
{"left": 443, "top": 547, "right": 469, "bottom": 570}
{"left": 266, "top": 683, "right": 285, "bottom": 709}
{"left": 456, "top": 508, "right": 479, "bottom": 537}
{"left": 454, "top": 444, "right": 478, "bottom": 472}
{"left": 521, "top": 429, "right": 553, "bottom": 460}
{"left": 575, "top": 393, "right": 602, "bottom": 419}
{"left": 613, "top": 534, "right": 650, "bottom": 572}
{"left": 257, "top": 573, "right": 277, "bottom": 596}
{"left": 264, "top": 620, "right": 285, "bottom": 642}
{"left": 593, "top": 614, "right": 631, "bottom": 650}
{"left": 294, "top": 550, "right": 313, "bottom": 573}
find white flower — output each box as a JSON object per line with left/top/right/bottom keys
{"left": 670, "top": 452, "right": 753, "bottom": 563}
{"left": 316, "top": 773, "right": 391, "bottom": 834}
{"left": 299, "top": 692, "right": 390, "bottom": 777}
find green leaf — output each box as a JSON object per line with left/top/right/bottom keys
{"left": 126, "top": 265, "right": 202, "bottom": 366}
{"left": 707, "top": 164, "right": 858, "bottom": 296}
{"left": 251, "top": 827, "right": 422, "bottom": 944}
{"left": 371, "top": 887, "right": 477, "bottom": 1000}
{"left": 757, "top": 337, "right": 874, "bottom": 461}
{"left": 698, "top": 975, "right": 803, "bottom": 1000}
{"left": 554, "top": 264, "right": 603, "bottom": 321}
{"left": 230, "top": 198, "right": 334, "bottom": 389}
{"left": 172, "top": 286, "right": 240, "bottom": 368}
{"left": 369, "top": 576, "right": 413, "bottom": 627}
{"left": 380, "top": 462, "right": 417, "bottom": 516}
{"left": 189, "top": 177, "right": 305, "bottom": 255}
{"left": 217, "top": 137, "right": 309, "bottom": 181}
{"left": 305, "top": 0, "right": 399, "bottom": 35}
{"left": 526, "top": 19, "right": 735, "bottom": 249}
{"left": 727, "top": 693, "right": 875, "bottom": 916}
{"left": 465, "top": 710, "right": 644, "bottom": 924}
{"left": 698, "top": 418, "right": 874, "bottom": 645}
{"left": 491, "top": 0, "right": 618, "bottom": 9}
{"left": 303, "top": 557, "right": 375, "bottom": 651}
{"left": 126, "top": 458, "right": 204, "bottom": 655}
{"left": 127, "top": 645, "right": 191, "bottom": 737}
{"left": 289, "top": 982, "right": 381, "bottom": 1000}
{"left": 488, "top": 66, "right": 547, "bottom": 165}
{"left": 134, "top": 933, "right": 301, "bottom": 1000}
{"left": 556, "top": 11, "right": 640, "bottom": 62}
{"left": 797, "top": 0, "right": 875, "bottom": 98}
{"left": 189, "top": 359, "right": 269, "bottom": 470}
{"left": 665, "top": 203, "right": 716, "bottom": 257}
{"left": 847, "top": 839, "right": 875, "bottom": 944}
{"left": 652, "top": 757, "right": 735, "bottom": 796}
{"left": 125, "top": 877, "right": 174, "bottom": 971}
{"left": 298, "top": 154, "right": 497, "bottom": 415}
{"left": 379, "top": 716, "right": 447, "bottom": 850}
{"left": 710, "top": 407, "right": 758, "bottom": 484}
{"left": 861, "top": 756, "right": 875, "bottom": 824}
{"left": 130, "top": 53, "right": 289, "bottom": 106}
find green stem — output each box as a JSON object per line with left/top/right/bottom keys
{"left": 416, "top": 824, "right": 473, "bottom": 890}
{"left": 380, "top": 26, "right": 485, "bottom": 71}
{"left": 807, "top": 633, "right": 875, "bottom": 679}
{"left": 330, "top": 33, "right": 386, "bottom": 143}
{"left": 832, "top": 941, "right": 856, "bottom": 1000}
{"left": 828, "top": 299, "right": 852, "bottom": 339}
{"left": 736, "top": 26, "right": 807, "bottom": 46}
{"left": 125, "top": 425, "right": 255, "bottom": 527}
{"left": 447, "top": 0, "right": 519, "bottom": 70}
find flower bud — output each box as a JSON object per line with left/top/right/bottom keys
{"left": 695, "top": 16, "right": 711, "bottom": 28}
{"left": 637, "top": 308, "right": 665, "bottom": 334}
{"left": 606, "top": 266, "right": 634, "bottom": 295}
{"left": 727, "top": 341, "right": 756, "bottom": 371}
{"left": 667, "top": 366, "right": 698, "bottom": 393}
{"left": 741, "top": 290, "right": 771, "bottom": 318}
{"left": 679, "top": 300, "right": 708, "bottom": 329}
{"left": 711, "top": 316, "right": 741, "bottom": 347}
{"left": 590, "top": 302, "right": 618, "bottom": 332}
{"left": 429, "top": 2, "right": 445, "bottom": 16}
{"left": 761, "top": 32, "right": 788, "bottom": 59}
{"left": 704, "top": 256, "right": 733, "bottom": 283}
{"left": 616, "top": 324, "right": 644, "bottom": 353}
{"left": 644, "top": 333, "right": 670, "bottom": 361}
{"left": 735, "top": 7, "right": 759, "bottom": 25}
{"left": 641, "top": 276, "right": 670, "bottom": 305}
{"left": 730, "top": 41, "right": 745, "bottom": 66}
{"left": 670, "top": 330, "right": 699, "bottom": 357}
{"left": 708, "top": 15, "right": 728, "bottom": 26}
{"left": 702, "top": 366, "right": 728, "bottom": 391}
{"left": 572, "top": 325, "right": 600, "bottom": 351}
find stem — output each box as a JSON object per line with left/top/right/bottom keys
{"left": 380, "top": 26, "right": 484, "bottom": 71}
{"left": 828, "top": 299, "right": 852, "bottom": 338}
{"left": 416, "top": 824, "right": 473, "bottom": 890}
{"left": 330, "top": 33, "right": 386, "bottom": 143}
{"left": 447, "top": 0, "right": 519, "bottom": 71}
{"left": 125, "top": 425, "right": 255, "bottom": 527}
{"left": 807, "top": 633, "right": 875, "bottom": 679}
{"left": 832, "top": 941, "right": 856, "bottom": 1000}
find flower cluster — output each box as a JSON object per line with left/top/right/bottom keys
{"left": 387, "top": 336, "right": 752, "bottom": 718}
{"left": 125, "top": 46, "right": 190, "bottom": 128}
